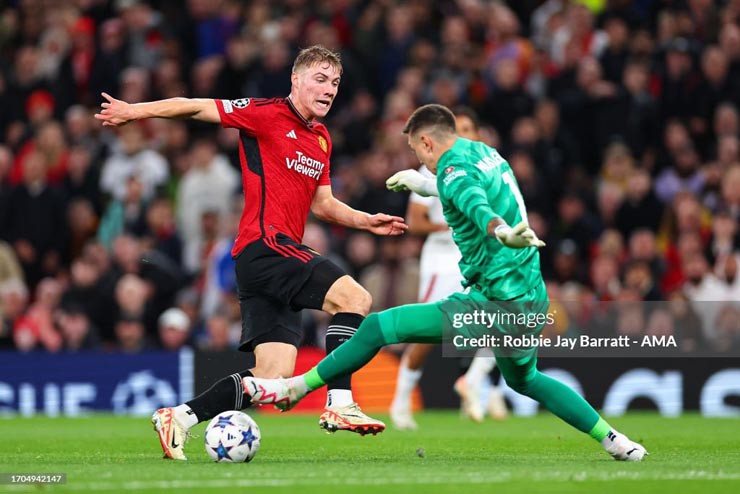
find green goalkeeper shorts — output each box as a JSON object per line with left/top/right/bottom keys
{"left": 438, "top": 279, "right": 550, "bottom": 359}
{"left": 375, "top": 280, "right": 550, "bottom": 361}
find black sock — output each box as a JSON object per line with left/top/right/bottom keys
{"left": 325, "top": 312, "right": 364, "bottom": 391}
{"left": 186, "top": 370, "right": 253, "bottom": 423}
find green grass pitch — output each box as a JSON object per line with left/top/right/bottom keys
{"left": 0, "top": 412, "right": 738, "bottom": 493}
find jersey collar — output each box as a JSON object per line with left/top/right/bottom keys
{"left": 286, "top": 96, "right": 314, "bottom": 128}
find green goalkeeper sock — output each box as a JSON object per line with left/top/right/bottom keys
{"left": 313, "top": 313, "right": 387, "bottom": 385}
{"left": 304, "top": 367, "right": 325, "bottom": 390}
{"left": 588, "top": 417, "right": 612, "bottom": 442}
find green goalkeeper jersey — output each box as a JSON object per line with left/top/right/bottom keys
{"left": 436, "top": 138, "right": 543, "bottom": 300}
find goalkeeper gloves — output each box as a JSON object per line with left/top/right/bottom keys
{"left": 386, "top": 169, "right": 438, "bottom": 197}
{"left": 494, "top": 221, "right": 546, "bottom": 249}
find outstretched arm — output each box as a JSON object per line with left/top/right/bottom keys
{"left": 436, "top": 168, "right": 545, "bottom": 249}
{"left": 311, "top": 185, "right": 408, "bottom": 236}
{"left": 386, "top": 169, "right": 438, "bottom": 197}
{"left": 94, "top": 92, "right": 220, "bottom": 127}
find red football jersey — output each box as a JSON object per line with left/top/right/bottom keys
{"left": 216, "top": 97, "right": 332, "bottom": 257}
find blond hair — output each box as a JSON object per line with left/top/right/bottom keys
{"left": 292, "top": 45, "right": 342, "bottom": 74}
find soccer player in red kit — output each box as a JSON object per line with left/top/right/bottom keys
{"left": 96, "top": 46, "right": 407, "bottom": 460}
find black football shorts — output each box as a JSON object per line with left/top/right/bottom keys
{"left": 234, "top": 233, "right": 346, "bottom": 351}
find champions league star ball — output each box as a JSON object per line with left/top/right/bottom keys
{"left": 204, "top": 411, "right": 261, "bottom": 463}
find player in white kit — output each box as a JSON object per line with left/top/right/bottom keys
{"left": 389, "top": 108, "right": 508, "bottom": 431}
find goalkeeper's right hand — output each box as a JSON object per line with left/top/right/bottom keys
{"left": 494, "top": 221, "right": 546, "bottom": 249}
{"left": 385, "top": 169, "right": 438, "bottom": 197}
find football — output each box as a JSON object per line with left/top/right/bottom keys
{"left": 204, "top": 411, "right": 261, "bottom": 463}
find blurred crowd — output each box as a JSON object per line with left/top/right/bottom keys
{"left": 0, "top": 0, "right": 738, "bottom": 354}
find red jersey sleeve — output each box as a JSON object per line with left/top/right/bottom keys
{"left": 215, "top": 98, "right": 267, "bottom": 134}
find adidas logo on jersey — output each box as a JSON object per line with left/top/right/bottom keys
{"left": 286, "top": 130, "right": 297, "bottom": 139}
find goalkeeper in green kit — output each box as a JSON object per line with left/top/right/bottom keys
{"left": 244, "top": 104, "right": 647, "bottom": 460}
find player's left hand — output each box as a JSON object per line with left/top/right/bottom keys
{"left": 366, "top": 213, "right": 408, "bottom": 236}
